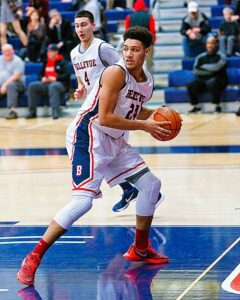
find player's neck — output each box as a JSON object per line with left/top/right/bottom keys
{"left": 81, "top": 36, "right": 94, "bottom": 50}
{"left": 129, "top": 68, "right": 147, "bottom": 82}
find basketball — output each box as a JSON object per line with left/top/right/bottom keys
{"left": 153, "top": 106, "right": 182, "bottom": 141}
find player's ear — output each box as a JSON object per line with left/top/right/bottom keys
{"left": 145, "top": 47, "right": 151, "bottom": 57}
{"left": 92, "top": 22, "right": 96, "bottom": 29}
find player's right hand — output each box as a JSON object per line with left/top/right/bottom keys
{"left": 74, "top": 87, "right": 86, "bottom": 101}
{"left": 144, "top": 113, "right": 171, "bottom": 140}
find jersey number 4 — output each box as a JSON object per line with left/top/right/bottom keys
{"left": 84, "top": 71, "right": 90, "bottom": 86}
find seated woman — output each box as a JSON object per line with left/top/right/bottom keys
{"left": 20, "top": 9, "right": 46, "bottom": 62}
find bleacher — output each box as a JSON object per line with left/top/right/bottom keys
{"left": 164, "top": 0, "right": 240, "bottom": 112}
{"left": 0, "top": 0, "right": 133, "bottom": 113}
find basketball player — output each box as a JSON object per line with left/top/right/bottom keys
{"left": 17, "top": 26, "right": 170, "bottom": 286}
{"left": 71, "top": 10, "right": 139, "bottom": 212}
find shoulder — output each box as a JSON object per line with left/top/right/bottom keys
{"left": 99, "top": 41, "right": 115, "bottom": 51}
{"left": 103, "top": 64, "right": 126, "bottom": 78}
{"left": 101, "top": 65, "right": 126, "bottom": 87}
{"left": 14, "top": 55, "right": 24, "bottom": 64}
{"left": 70, "top": 45, "right": 80, "bottom": 59}
{"left": 196, "top": 51, "right": 207, "bottom": 60}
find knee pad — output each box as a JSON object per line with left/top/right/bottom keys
{"left": 134, "top": 171, "right": 161, "bottom": 216}
{"left": 54, "top": 193, "right": 93, "bottom": 229}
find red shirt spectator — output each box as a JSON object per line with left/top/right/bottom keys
{"left": 125, "top": 0, "right": 156, "bottom": 44}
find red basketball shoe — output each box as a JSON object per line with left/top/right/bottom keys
{"left": 123, "top": 243, "right": 168, "bottom": 264}
{"left": 16, "top": 252, "right": 42, "bottom": 286}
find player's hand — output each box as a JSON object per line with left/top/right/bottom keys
{"left": 144, "top": 112, "right": 171, "bottom": 141}
{"left": 74, "top": 86, "right": 86, "bottom": 101}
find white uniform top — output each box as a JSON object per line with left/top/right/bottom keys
{"left": 76, "top": 59, "right": 154, "bottom": 139}
{"left": 70, "top": 38, "right": 120, "bottom": 95}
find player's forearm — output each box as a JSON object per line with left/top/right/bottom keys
{"left": 137, "top": 106, "right": 154, "bottom": 120}
{"left": 99, "top": 113, "right": 146, "bottom": 131}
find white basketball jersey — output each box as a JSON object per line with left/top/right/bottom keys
{"left": 71, "top": 38, "right": 112, "bottom": 95}
{"left": 75, "top": 59, "right": 154, "bottom": 138}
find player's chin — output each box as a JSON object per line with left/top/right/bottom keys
{"left": 125, "top": 62, "right": 135, "bottom": 69}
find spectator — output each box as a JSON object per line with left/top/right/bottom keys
{"left": 107, "top": 0, "right": 126, "bottom": 9}
{"left": 180, "top": 1, "right": 211, "bottom": 57}
{"left": 67, "top": 0, "right": 84, "bottom": 11}
{"left": 187, "top": 36, "right": 228, "bottom": 113}
{"left": 42, "top": 9, "right": 74, "bottom": 60}
{"left": 20, "top": 9, "right": 46, "bottom": 62}
{"left": 219, "top": 7, "right": 240, "bottom": 57}
{"left": 26, "top": 44, "right": 71, "bottom": 120}
{"left": 125, "top": 0, "right": 156, "bottom": 71}
{"left": 0, "top": 44, "right": 25, "bottom": 120}
{"left": 25, "top": 0, "right": 49, "bottom": 25}
{"left": 232, "top": 0, "right": 240, "bottom": 21}
{"left": 150, "top": 0, "right": 162, "bottom": 32}
{"left": 0, "top": 0, "right": 28, "bottom": 47}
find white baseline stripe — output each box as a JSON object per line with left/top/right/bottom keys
{"left": 0, "top": 241, "right": 86, "bottom": 245}
{"left": 176, "top": 237, "right": 240, "bottom": 300}
{"left": 0, "top": 236, "right": 94, "bottom": 239}
{"left": 0, "top": 289, "right": 9, "bottom": 292}
{"left": 27, "top": 120, "right": 56, "bottom": 130}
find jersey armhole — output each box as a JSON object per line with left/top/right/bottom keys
{"left": 99, "top": 42, "right": 108, "bottom": 67}
{"left": 113, "top": 64, "right": 129, "bottom": 90}
{"left": 149, "top": 72, "right": 154, "bottom": 99}
{"left": 99, "top": 64, "right": 127, "bottom": 90}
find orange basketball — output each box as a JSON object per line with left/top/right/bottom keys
{"left": 153, "top": 107, "right": 182, "bottom": 141}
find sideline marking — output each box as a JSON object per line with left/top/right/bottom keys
{"left": 176, "top": 237, "right": 240, "bottom": 300}
{"left": 0, "top": 236, "right": 94, "bottom": 239}
{"left": 0, "top": 241, "right": 86, "bottom": 245}
{"left": 0, "top": 289, "right": 9, "bottom": 292}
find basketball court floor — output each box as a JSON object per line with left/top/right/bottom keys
{"left": 0, "top": 112, "right": 240, "bottom": 299}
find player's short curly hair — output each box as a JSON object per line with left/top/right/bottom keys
{"left": 75, "top": 10, "right": 94, "bottom": 23}
{"left": 123, "top": 26, "right": 153, "bottom": 48}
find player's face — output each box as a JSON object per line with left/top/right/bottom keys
{"left": 75, "top": 17, "right": 95, "bottom": 43}
{"left": 123, "top": 39, "right": 149, "bottom": 71}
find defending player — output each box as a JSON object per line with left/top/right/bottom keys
{"left": 17, "top": 26, "right": 170, "bottom": 286}
{"left": 71, "top": 10, "right": 139, "bottom": 212}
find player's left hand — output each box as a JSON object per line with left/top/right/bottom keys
{"left": 74, "top": 86, "right": 86, "bottom": 101}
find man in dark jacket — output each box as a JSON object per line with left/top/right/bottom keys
{"left": 26, "top": 44, "right": 71, "bottom": 119}
{"left": 187, "top": 36, "right": 228, "bottom": 113}
{"left": 180, "top": 1, "right": 211, "bottom": 57}
{"left": 41, "top": 9, "right": 75, "bottom": 60}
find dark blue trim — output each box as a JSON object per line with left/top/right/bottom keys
{"left": 135, "top": 145, "right": 240, "bottom": 154}
{"left": 0, "top": 221, "right": 19, "bottom": 225}
{"left": 1, "top": 145, "right": 240, "bottom": 156}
